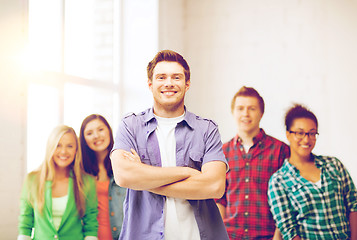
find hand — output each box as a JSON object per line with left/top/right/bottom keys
{"left": 272, "top": 228, "right": 282, "bottom": 240}
{"left": 123, "top": 148, "right": 141, "bottom": 163}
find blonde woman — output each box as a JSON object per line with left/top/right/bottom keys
{"left": 18, "top": 125, "right": 98, "bottom": 240}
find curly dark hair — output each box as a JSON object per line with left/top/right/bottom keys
{"left": 285, "top": 104, "right": 318, "bottom": 131}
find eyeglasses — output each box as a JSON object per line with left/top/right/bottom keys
{"left": 289, "top": 131, "right": 319, "bottom": 140}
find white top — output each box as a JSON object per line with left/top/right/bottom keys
{"left": 52, "top": 195, "right": 68, "bottom": 230}
{"left": 311, "top": 172, "right": 322, "bottom": 188}
{"left": 155, "top": 113, "right": 200, "bottom": 240}
{"left": 314, "top": 179, "right": 322, "bottom": 188}
{"left": 242, "top": 144, "right": 252, "bottom": 153}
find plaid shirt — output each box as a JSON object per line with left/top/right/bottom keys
{"left": 216, "top": 129, "right": 289, "bottom": 239}
{"left": 268, "top": 155, "right": 357, "bottom": 240}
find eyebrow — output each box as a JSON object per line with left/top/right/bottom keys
{"left": 155, "top": 73, "right": 184, "bottom": 77}
{"left": 295, "top": 128, "right": 317, "bottom": 131}
{"left": 84, "top": 126, "right": 104, "bottom": 133}
{"left": 235, "top": 104, "right": 258, "bottom": 107}
{"left": 155, "top": 73, "right": 166, "bottom": 77}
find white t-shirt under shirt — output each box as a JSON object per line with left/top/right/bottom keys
{"left": 314, "top": 179, "right": 322, "bottom": 188}
{"left": 155, "top": 113, "right": 200, "bottom": 240}
{"left": 313, "top": 173, "right": 322, "bottom": 188}
{"left": 242, "top": 144, "right": 251, "bottom": 153}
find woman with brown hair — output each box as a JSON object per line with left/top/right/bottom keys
{"left": 80, "top": 114, "right": 126, "bottom": 240}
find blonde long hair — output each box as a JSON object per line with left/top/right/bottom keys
{"left": 28, "top": 125, "right": 86, "bottom": 218}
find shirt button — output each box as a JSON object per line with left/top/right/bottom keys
{"left": 246, "top": 162, "right": 249, "bottom": 166}
{"left": 245, "top": 178, "right": 249, "bottom": 182}
{"left": 244, "top": 212, "right": 249, "bottom": 216}
{"left": 245, "top": 228, "right": 248, "bottom": 232}
{"left": 54, "top": 235, "right": 58, "bottom": 239}
{"left": 113, "top": 227, "right": 117, "bottom": 231}
{"left": 111, "top": 211, "right": 115, "bottom": 216}
{"left": 245, "top": 195, "right": 249, "bottom": 199}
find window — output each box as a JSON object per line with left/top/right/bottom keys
{"left": 26, "top": 0, "right": 158, "bottom": 172}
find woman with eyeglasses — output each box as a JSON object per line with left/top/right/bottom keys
{"left": 268, "top": 104, "right": 357, "bottom": 240}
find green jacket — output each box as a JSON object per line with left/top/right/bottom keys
{"left": 18, "top": 173, "right": 98, "bottom": 240}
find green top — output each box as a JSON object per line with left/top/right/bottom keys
{"left": 268, "top": 155, "right": 357, "bottom": 240}
{"left": 18, "top": 172, "right": 98, "bottom": 240}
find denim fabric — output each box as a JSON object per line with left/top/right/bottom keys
{"left": 108, "top": 178, "right": 126, "bottom": 240}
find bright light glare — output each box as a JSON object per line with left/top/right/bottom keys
{"left": 15, "top": 44, "right": 46, "bottom": 73}
{"left": 27, "top": 84, "right": 59, "bottom": 172}
{"left": 28, "top": 0, "right": 62, "bottom": 72}
{"left": 64, "top": 83, "right": 114, "bottom": 133}
{"left": 64, "top": 0, "right": 95, "bottom": 79}
{"left": 26, "top": 0, "right": 159, "bottom": 173}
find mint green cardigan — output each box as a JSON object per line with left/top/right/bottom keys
{"left": 18, "top": 173, "right": 98, "bottom": 240}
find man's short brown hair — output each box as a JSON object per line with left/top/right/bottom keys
{"left": 147, "top": 50, "right": 190, "bottom": 82}
{"left": 231, "top": 86, "right": 265, "bottom": 113}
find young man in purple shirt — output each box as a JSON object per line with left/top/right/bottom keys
{"left": 111, "top": 50, "right": 229, "bottom": 240}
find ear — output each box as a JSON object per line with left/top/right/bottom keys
{"left": 148, "top": 79, "right": 153, "bottom": 91}
{"left": 185, "top": 80, "right": 191, "bottom": 92}
{"left": 286, "top": 130, "right": 290, "bottom": 140}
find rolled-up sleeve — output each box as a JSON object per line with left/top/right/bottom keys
{"left": 336, "top": 158, "right": 357, "bottom": 212}
{"left": 202, "top": 121, "right": 228, "bottom": 170}
{"left": 112, "top": 115, "right": 138, "bottom": 153}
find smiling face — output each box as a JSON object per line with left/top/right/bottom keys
{"left": 148, "top": 61, "right": 190, "bottom": 117}
{"left": 52, "top": 132, "right": 77, "bottom": 171}
{"left": 83, "top": 118, "right": 111, "bottom": 154}
{"left": 287, "top": 118, "right": 317, "bottom": 160}
{"left": 232, "top": 96, "right": 263, "bottom": 137}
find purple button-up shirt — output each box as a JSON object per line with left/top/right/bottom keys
{"left": 113, "top": 107, "right": 229, "bottom": 240}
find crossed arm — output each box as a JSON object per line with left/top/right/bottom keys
{"left": 111, "top": 148, "right": 226, "bottom": 200}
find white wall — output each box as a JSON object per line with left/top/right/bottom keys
{"left": 0, "top": 0, "right": 28, "bottom": 238}
{"left": 160, "top": 0, "right": 357, "bottom": 182}
{"left": 158, "top": 0, "right": 185, "bottom": 53}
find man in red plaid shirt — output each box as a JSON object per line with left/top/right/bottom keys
{"left": 216, "top": 86, "right": 289, "bottom": 240}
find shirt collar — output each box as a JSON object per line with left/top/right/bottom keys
{"left": 313, "top": 154, "right": 325, "bottom": 168}
{"left": 143, "top": 108, "right": 156, "bottom": 123}
{"left": 144, "top": 106, "right": 195, "bottom": 129}
{"left": 181, "top": 109, "right": 196, "bottom": 129}
{"left": 234, "top": 128, "right": 266, "bottom": 146}
{"left": 284, "top": 154, "right": 323, "bottom": 176}
{"left": 282, "top": 159, "right": 297, "bottom": 174}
